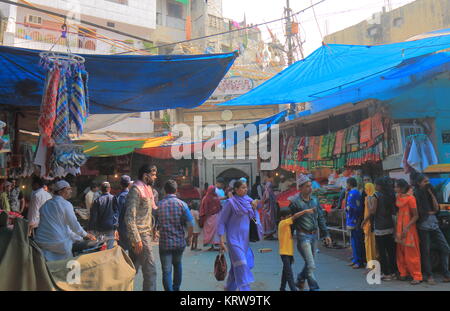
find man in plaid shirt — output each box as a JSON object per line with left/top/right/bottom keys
{"left": 155, "top": 180, "right": 194, "bottom": 291}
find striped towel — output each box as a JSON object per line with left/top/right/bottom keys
{"left": 38, "top": 67, "right": 60, "bottom": 146}
{"left": 52, "top": 72, "right": 70, "bottom": 144}
{"left": 70, "top": 67, "right": 87, "bottom": 135}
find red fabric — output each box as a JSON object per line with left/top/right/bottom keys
{"left": 371, "top": 113, "right": 384, "bottom": 138}
{"left": 199, "top": 186, "right": 221, "bottom": 218}
{"left": 333, "top": 130, "right": 345, "bottom": 155}
{"left": 296, "top": 137, "right": 306, "bottom": 161}
{"left": 360, "top": 118, "right": 372, "bottom": 143}
{"left": 178, "top": 186, "right": 201, "bottom": 200}
{"left": 38, "top": 67, "right": 61, "bottom": 147}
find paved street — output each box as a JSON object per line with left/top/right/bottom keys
{"left": 133, "top": 237, "right": 450, "bottom": 291}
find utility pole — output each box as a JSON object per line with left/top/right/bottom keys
{"left": 285, "top": 0, "right": 294, "bottom": 66}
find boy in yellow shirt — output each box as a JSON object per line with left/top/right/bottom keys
{"left": 278, "top": 207, "right": 315, "bottom": 291}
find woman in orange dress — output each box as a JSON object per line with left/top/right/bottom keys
{"left": 394, "top": 179, "right": 422, "bottom": 285}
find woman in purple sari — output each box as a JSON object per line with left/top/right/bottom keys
{"left": 261, "top": 182, "right": 277, "bottom": 240}
{"left": 218, "top": 180, "right": 262, "bottom": 291}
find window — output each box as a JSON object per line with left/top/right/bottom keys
{"left": 367, "top": 26, "right": 379, "bottom": 37}
{"left": 393, "top": 17, "right": 404, "bottom": 27}
{"left": 167, "top": 1, "right": 183, "bottom": 19}
{"left": 26, "top": 15, "right": 42, "bottom": 25}
{"left": 107, "top": 21, "right": 115, "bottom": 28}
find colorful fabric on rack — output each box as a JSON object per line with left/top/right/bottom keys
{"left": 360, "top": 118, "right": 372, "bottom": 143}
{"left": 347, "top": 124, "right": 359, "bottom": 145}
{"left": 371, "top": 112, "right": 384, "bottom": 138}
{"left": 334, "top": 130, "right": 345, "bottom": 155}
{"left": 69, "top": 66, "right": 88, "bottom": 136}
{"left": 38, "top": 67, "right": 61, "bottom": 147}
{"left": 319, "top": 135, "right": 327, "bottom": 159}
{"left": 52, "top": 73, "right": 70, "bottom": 145}
{"left": 311, "top": 136, "right": 321, "bottom": 161}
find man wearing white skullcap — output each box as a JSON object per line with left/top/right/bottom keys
{"left": 35, "top": 180, "right": 96, "bottom": 261}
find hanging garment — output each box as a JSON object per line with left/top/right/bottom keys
{"left": 407, "top": 139, "right": 422, "bottom": 172}
{"left": 334, "top": 130, "right": 345, "bottom": 155}
{"left": 52, "top": 73, "right": 70, "bottom": 144}
{"left": 69, "top": 66, "right": 88, "bottom": 136}
{"left": 296, "top": 137, "right": 306, "bottom": 161}
{"left": 371, "top": 113, "right": 384, "bottom": 138}
{"left": 360, "top": 118, "right": 372, "bottom": 144}
{"left": 347, "top": 124, "right": 360, "bottom": 145}
{"left": 319, "top": 135, "right": 328, "bottom": 159}
{"left": 38, "top": 67, "right": 61, "bottom": 147}
{"left": 312, "top": 136, "right": 321, "bottom": 161}
{"left": 420, "top": 137, "right": 438, "bottom": 171}
{"left": 327, "top": 132, "right": 337, "bottom": 158}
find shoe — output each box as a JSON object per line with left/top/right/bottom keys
{"left": 426, "top": 278, "right": 437, "bottom": 285}
{"left": 443, "top": 277, "right": 450, "bottom": 283}
{"left": 410, "top": 280, "right": 421, "bottom": 285}
{"left": 381, "top": 274, "right": 394, "bottom": 281}
{"left": 295, "top": 280, "right": 306, "bottom": 291}
{"left": 352, "top": 264, "right": 363, "bottom": 269}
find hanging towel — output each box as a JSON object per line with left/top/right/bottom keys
{"left": 320, "top": 135, "right": 328, "bottom": 159}
{"left": 334, "top": 130, "right": 345, "bottom": 155}
{"left": 327, "top": 132, "right": 336, "bottom": 158}
{"left": 371, "top": 113, "right": 384, "bottom": 138}
{"left": 52, "top": 72, "right": 70, "bottom": 144}
{"left": 69, "top": 66, "right": 88, "bottom": 136}
{"left": 347, "top": 124, "right": 359, "bottom": 145}
{"left": 360, "top": 118, "right": 372, "bottom": 143}
{"left": 420, "top": 137, "right": 438, "bottom": 171}
{"left": 297, "top": 137, "right": 306, "bottom": 161}
{"left": 38, "top": 67, "right": 61, "bottom": 147}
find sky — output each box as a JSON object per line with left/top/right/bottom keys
{"left": 222, "top": 0, "right": 416, "bottom": 57}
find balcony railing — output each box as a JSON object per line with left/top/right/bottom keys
{"left": 15, "top": 23, "right": 97, "bottom": 51}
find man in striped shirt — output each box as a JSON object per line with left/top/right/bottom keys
{"left": 155, "top": 180, "right": 194, "bottom": 291}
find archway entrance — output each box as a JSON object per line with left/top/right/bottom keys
{"left": 217, "top": 168, "right": 249, "bottom": 186}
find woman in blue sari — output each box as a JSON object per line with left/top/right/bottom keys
{"left": 218, "top": 180, "right": 262, "bottom": 291}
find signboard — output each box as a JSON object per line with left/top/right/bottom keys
{"left": 213, "top": 77, "right": 254, "bottom": 96}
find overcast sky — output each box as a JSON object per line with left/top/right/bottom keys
{"left": 222, "top": 0, "right": 415, "bottom": 57}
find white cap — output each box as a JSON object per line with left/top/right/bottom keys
{"left": 0, "top": 121, "right": 6, "bottom": 129}
{"left": 54, "top": 180, "right": 71, "bottom": 192}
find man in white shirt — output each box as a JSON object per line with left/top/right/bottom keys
{"left": 35, "top": 180, "right": 96, "bottom": 261}
{"left": 85, "top": 182, "right": 100, "bottom": 211}
{"left": 27, "top": 176, "right": 52, "bottom": 236}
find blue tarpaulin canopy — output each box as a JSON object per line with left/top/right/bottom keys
{"left": 219, "top": 34, "right": 450, "bottom": 110}
{"left": 0, "top": 46, "right": 236, "bottom": 114}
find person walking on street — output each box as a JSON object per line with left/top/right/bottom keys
{"left": 88, "top": 182, "right": 118, "bottom": 249}
{"left": 115, "top": 175, "right": 131, "bottom": 251}
{"left": 261, "top": 181, "right": 277, "bottom": 240}
{"left": 394, "top": 179, "right": 422, "bottom": 285}
{"left": 199, "top": 184, "right": 222, "bottom": 251}
{"left": 278, "top": 207, "right": 315, "bottom": 291}
{"left": 413, "top": 173, "right": 450, "bottom": 284}
{"left": 34, "top": 180, "right": 96, "bottom": 261}
{"left": 218, "top": 180, "right": 262, "bottom": 291}
{"left": 289, "top": 175, "right": 332, "bottom": 291}
{"left": 346, "top": 177, "right": 365, "bottom": 269}
{"left": 155, "top": 180, "right": 194, "bottom": 291}
{"left": 27, "top": 176, "right": 52, "bottom": 236}
{"left": 85, "top": 182, "right": 100, "bottom": 212}
{"left": 189, "top": 200, "right": 202, "bottom": 251}
{"left": 125, "top": 164, "right": 158, "bottom": 291}
{"left": 8, "top": 178, "right": 25, "bottom": 214}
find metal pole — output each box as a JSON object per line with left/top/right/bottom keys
{"left": 286, "top": 0, "right": 293, "bottom": 66}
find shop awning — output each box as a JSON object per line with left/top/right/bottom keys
{"left": 81, "top": 135, "right": 173, "bottom": 157}
{"left": 0, "top": 46, "right": 236, "bottom": 113}
{"left": 218, "top": 33, "right": 450, "bottom": 109}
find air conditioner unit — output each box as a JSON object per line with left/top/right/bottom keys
{"left": 26, "top": 15, "right": 42, "bottom": 25}
{"left": 389, "top": 123, "right": 424, "bottom": 157}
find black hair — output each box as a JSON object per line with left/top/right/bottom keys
{"left": 101, "top": 182, "right": 111, "bottom": 193}
{"left": 204, "top": 182, "right": 209, "bottom": 189}
{"left": 138, "top": 164, "right": 157, "bottom": 180}
{"left": 347, "top": 177, "right": 357, "bottom": 188}
{"left": 279, "top": 208, "right": 292, "bottom": 218}
{"left": 411, "top": 171, "right": 426, "bottom": 187}
{"left": 164, "top": 179, "right": 178, "bottom": 194}
{"left": 90, "top": 181, "right": 99, "bottom": 190}
{"left": 120, "top": 179, "right": 130, "bottom": 188}
{"left": 232, "top": 180, "right": 246, "bottom": 195}
{"left": 32, "top": 176, "right": 45, "bottom": 188}
{"left": 395, "top": 179, "right": 410, "bottom": 193}
{"left": 216, "top": 177, "right": 225, "bottom": 184}
{"left": 190, "top": 200, "right": 199, "bottom": 210}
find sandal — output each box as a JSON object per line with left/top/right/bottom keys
{"left": 410, "top": 280, "right": 421, "bottom": 285}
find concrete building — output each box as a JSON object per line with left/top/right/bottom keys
{"left": 324, "top": 0, "right": 450, "bottom": 45}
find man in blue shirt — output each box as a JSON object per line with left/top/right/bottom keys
{"left": 155, "top": 180, "right": 194, "bottom": 291}
{"left": 116, "top": 175, "right": 131, "bottom": 251}
{"left": 88, "top": 182, "right": 118, "bottom": 249}
{"left": 346, "top": 177, "right": 364, "bottom": 269}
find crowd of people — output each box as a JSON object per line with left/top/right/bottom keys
{"left": 3, "top": 163, "right": 449, "bottom": 291}
{"left": 342, "top": 173, "right": 450, "bottom": 286}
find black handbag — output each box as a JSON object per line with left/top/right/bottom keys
{"left": 249, "top": 217, "right": 260, "bottom": 242}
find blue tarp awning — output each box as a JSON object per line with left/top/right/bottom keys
{"left": 218, "top": 34, "right": 450, "bottom": 110}
{"left": 0, "top": 46, "right": 236, "bottom": 114}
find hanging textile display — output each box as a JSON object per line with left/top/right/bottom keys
{"left": 402, "top": 134, "right": 438, "bottom": 172}
{"left": 296, "top": 137, "right": 306, "bottom": 161}
{"left": 34, "top": 51, "right": 89, "bottom": 178}
{"left": 371, "top": 112, "right": 384, "bottom": 138}
{"left": 334, "top": 129, "right": 345, "bottom": 156}
{"left": 359, "top": 118, "right": 372, "bottom": 144}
